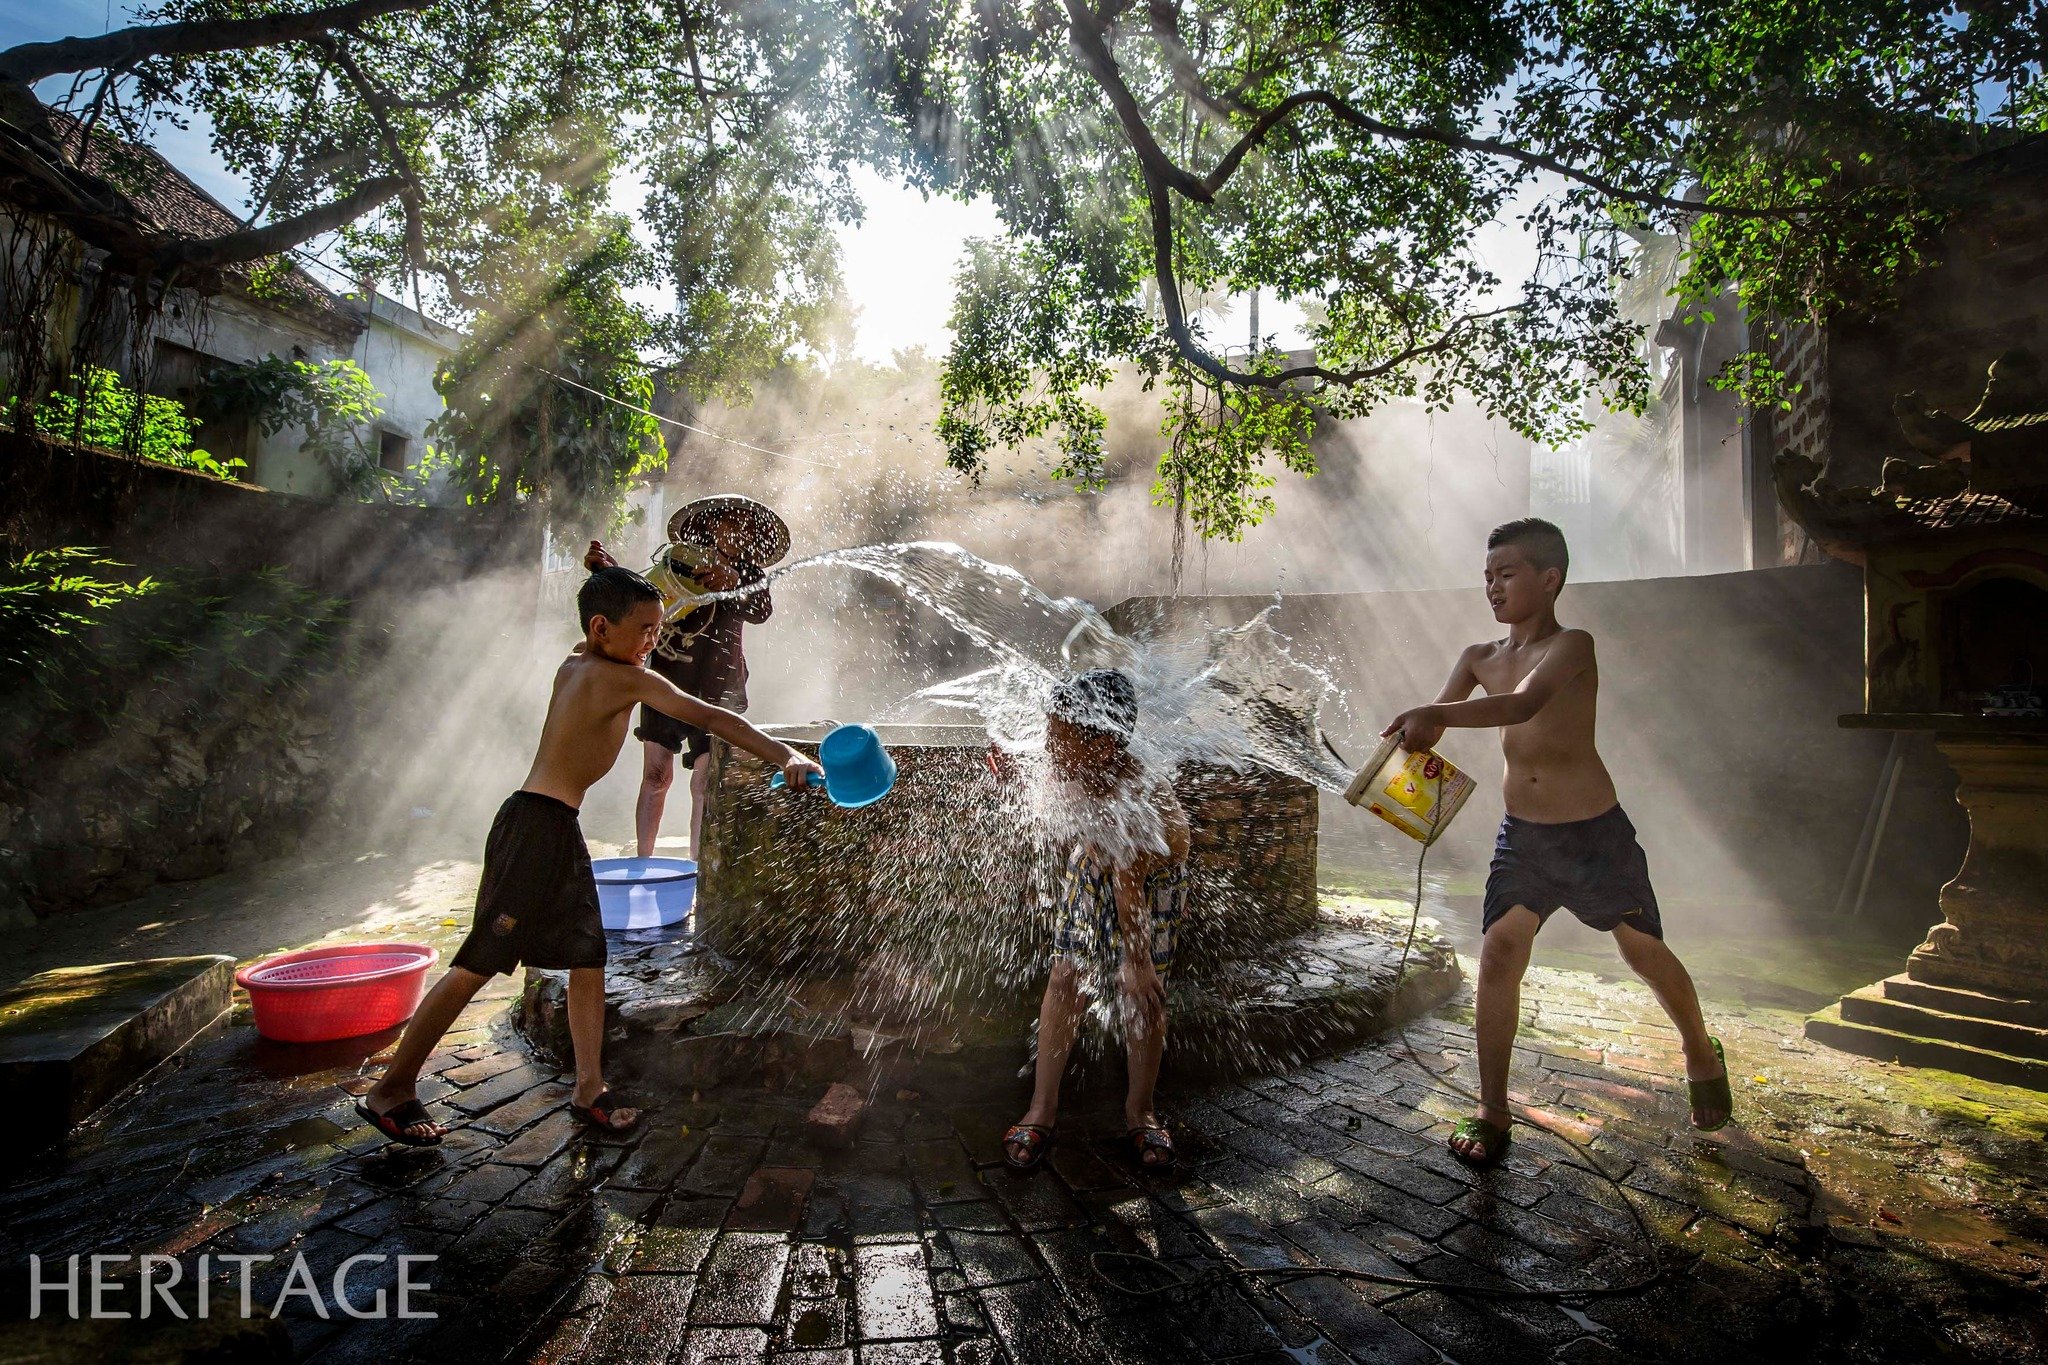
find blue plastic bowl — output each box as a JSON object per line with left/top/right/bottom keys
{"left": 591, "top": 857, "right": 697, "bottom": 930}
{"left": 816, "top": 723, "right": 896, "bottom": 808}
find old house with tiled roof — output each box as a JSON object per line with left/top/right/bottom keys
{"left": 5, "top": 117, "right": 461, "bottom": 497}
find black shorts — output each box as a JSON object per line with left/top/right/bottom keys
{"left": 636, "top": 700, "right": 743, "bottom": 769}
{"left": 451, "top": 792, "right": 608, "bottom": 976}
{"left": 1483, "top": 805, "right": 1663, "bottom": 939}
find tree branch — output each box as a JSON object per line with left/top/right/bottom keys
{"left": 0, "top": 112, "right": 407, "bottom": 276}
{"left": 318, "top": 38, "right": 430, "bottom": 268}
{"left": 1196, "top": 88, "right": 1812, "bottom": 220}
{"left": 1065, "top": 0, "right": 1826, "bottom": 224}
{"left": 0, "top": 0, "right": 433, "bottom": 85}
{"left": 168, "top": 175, "right": 407, "bottom": 269}
{"left": 1142, "top": 1, "right": 1245, "bottom": 123}
{"left": 1136, "top": 151, "right": 1522, "bottom": 391}
{"left": 242, "top": 60, "right": 334, "bottom": 225}
{"left": 1077, "top": 0, "right": 1534, "bottom": 389}
{"left": 1062, "top": 0, "right": 1211, "bottom": 201}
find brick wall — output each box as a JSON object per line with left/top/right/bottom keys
{"left": 1769, "top": 319, "right": 1833, "bottom": 471}
{"left": 1179, "top": 766, "right": 1319, "bottom": 958}
{"left": 695, "top": 726, "right": 1320, "bottom": 1003}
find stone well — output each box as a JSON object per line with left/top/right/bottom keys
{"left": 694, "top": 724, "right": 1318, "bottom": 1002}
{"left": 519, "top": 724, "right": 1458, "bottom": 1092}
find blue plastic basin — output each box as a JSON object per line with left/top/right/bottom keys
{"left": 591, "top": 856, "right": 698, "bottom": 930}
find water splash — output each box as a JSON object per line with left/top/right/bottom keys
{"left": 685, "top": 540, "right": 1398, "bottom": 1061}
{"left": 714, "top": 539, "right": 1357, "bottom": 794}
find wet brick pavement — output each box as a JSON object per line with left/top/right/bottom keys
{"left": 2, "top": 959, "right": 2045, "bottom": 1363}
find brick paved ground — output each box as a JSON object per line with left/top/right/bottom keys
{"left": 4, "top": 913, "right": 2045, "bottom": 1364}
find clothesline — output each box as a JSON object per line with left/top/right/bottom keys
{"left": 528, "top": 364, "right": 838, "bottom": 469}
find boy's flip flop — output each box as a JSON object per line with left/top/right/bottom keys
{"left": 570, "top": 1090, "right": 642, "bottom": 1134}
{"left": 1128, "top": 1123, "right": 1176, "bottom": 1171}
{"left": 354, "top": 1097, "right": 443, "bottom": 1147}
{"left": 1447, "top": 1115, "right": 1512, "bottom": 1167}
{"left": 1002, "top": 1123, "right": 1055, "bottom": 1172}
{"left": 1689, "top": 1036, "right": 1733, "bottom": 1132}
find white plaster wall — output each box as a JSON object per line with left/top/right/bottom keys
{"left": 156, "top": 291, "right": 458, "bottom": 499}
{"left": 154, "top": 294, "right": 352, "bottom": 497}
{"left": 345, "top": 294, "right": 458, "bottom": 477}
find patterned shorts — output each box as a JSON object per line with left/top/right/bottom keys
{"left": 1051, "top": 845, "right": 1187, "bottom": 977}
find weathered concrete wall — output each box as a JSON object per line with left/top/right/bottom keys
{"left": 1108, "top": 563, "right": 1969, "bottom": 927}
{"left": 0, "top": 434, "right": 541, "bottom": 919}
{"left": 352, "top": 293, "right": 461, "bottom": 484}
{"left": 0, "top": 430, "right": 523, "bottom": 591}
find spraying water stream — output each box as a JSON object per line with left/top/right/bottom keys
{"left": 649, "top": 541, "right": 1464, "bottom": 1078}
{"left": 722, "top": 540, "right": 1357, "bottom": 794}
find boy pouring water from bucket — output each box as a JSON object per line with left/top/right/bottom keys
{"left": 586, "top": 493, "right": 787, "bottom": 863}
{"left": 357, "top": 566, "right": 823, "bottom": 1146}
{"left": 1379, "top": 518, "right": 1731, "bottom": 1167}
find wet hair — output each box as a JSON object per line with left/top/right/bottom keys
{"left": 1487, "top": 517, "right": 1570, "bottom": 587}
{"left": 1049, "top": 668, "right": 1139, "bottom": 744}
{"left": 578, "top": 565, "right": 660, "bottom": 631}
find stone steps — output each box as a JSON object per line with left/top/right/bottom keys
{"left": 1878, "top": 973, "right": 2048, "bottom": 1028}
{"left": 1840, "top": 977, "right": 2048, "bottom": 1060}
{"left": 0, "top": 956, "right": 236, "bottom": 1155}
{"left": 1804, "top": 1003, "right": 2048, "bottom": 1091}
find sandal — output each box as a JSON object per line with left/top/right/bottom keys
{"left": 569, "top": 1090, "right": 642, "bottom": 1134}
{"left": 1447, "top": 1115, "right": 1512, "bottom": 1168}
{"left": 355, "top": 1097, "right": 444, "bottom": 1147}
{"left": 1002, "top": 1123, "right": 1055, "bottom": 1172}
{"left": 1128, "top": 1123, "right": 1176, "bottom": 1171}
{"left": 1689, "top": 1036, "right": 1733, "bottom": 1132}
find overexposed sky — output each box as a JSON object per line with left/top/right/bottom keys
{"left": 835, "top": 167, "right": 1002, "bottom": 362}
{"left": 835, "top": 166, "right": 1320, "bottom": 362}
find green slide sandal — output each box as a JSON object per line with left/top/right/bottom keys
{"left": 1690, "top": 1036, "right": 1733, "bottom": 1132}
{"left": 1448, "top": 1115, "right": 1512, "bottom": 1168}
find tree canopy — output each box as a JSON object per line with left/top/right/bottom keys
{"left": 6, "top": 0, "right": 2045, "bottom": 537}
{"left": 1, "top": 0, "right": 864, "bottom": 529}
{"left": 867, "top": 0, "right": 2048, "bottom": 538}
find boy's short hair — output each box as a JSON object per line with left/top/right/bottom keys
{"left": 578, "top": 566, "right": 661, "bottom": 630}
{"left": 1050, "top": 668, "right": 1139, "bottom": 744}
{"left": 1487, "top": 517, "right": 1570, "bottom": 586}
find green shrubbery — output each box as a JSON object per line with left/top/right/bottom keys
{"left": 2, "top": 367, "right": 246, "bottom": 480}
{"left": 196, "top": 356, "right": 413, "bottom": 501}
{"left": 0, "top": 547, "right": 352, "bottom": 739}
{"left": 7, "top": 360, "right": 413, "bottom": 502}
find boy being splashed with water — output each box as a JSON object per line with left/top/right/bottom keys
{"left": 994, "top": 669, "right": 1191, "bottom": 1172}
{"left": 1381, "top": 518, "right": 1731, "bottom": 1168}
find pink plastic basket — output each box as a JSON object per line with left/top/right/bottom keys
{"left": 236, "top": 942, "right": 438, "bottom": 1043}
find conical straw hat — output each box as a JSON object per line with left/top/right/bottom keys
{"left": 667, "top": 494, "right": 790, "bottom": 566}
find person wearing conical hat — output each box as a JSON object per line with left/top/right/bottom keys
{"left": 585, "top": 494, "right": 790, "bottom": 859}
